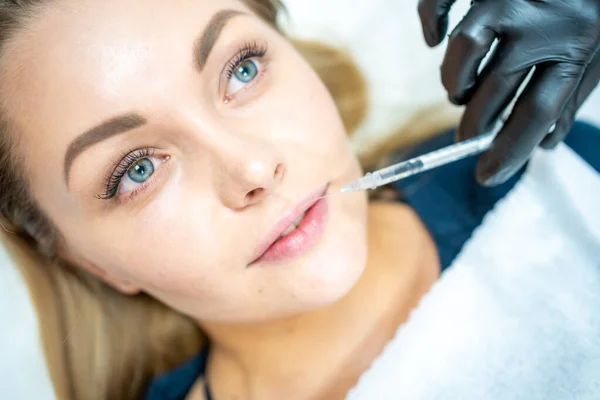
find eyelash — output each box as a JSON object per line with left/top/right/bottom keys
{"left": 223, "top": 40, "right": 268, "bottom": 84}
{"left": 98, "top": 148, "right": 155, "bottom": 200}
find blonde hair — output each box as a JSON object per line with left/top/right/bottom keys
{"left": 0, "top": 1, "right": 453, "bottom": 399}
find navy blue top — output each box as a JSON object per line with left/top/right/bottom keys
{"left": 145, "top": 121, "right": 600, "bottom": 400}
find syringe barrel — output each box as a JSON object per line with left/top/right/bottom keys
{"left": 419, "top": 132, "right": 495, "bottom": 169}
{"left": 377, "top": 159, "right": 426, "bottom": 184}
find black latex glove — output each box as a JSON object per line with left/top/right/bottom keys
{"left": 418, "top": 0, "right": 600, "bottom": 186}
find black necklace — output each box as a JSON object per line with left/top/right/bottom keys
{"left": 204, "top": 379, "right": 213, "bottom": 400}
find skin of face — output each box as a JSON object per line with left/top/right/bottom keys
{"left": 2, "top": 0, "right": 369, "bottom": 323}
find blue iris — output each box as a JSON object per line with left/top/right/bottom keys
{"left": 234, "top": 60, "right": 258, "bottom": 83}
{"left": 128, "top": 159, "right": 154, "bottom": 183}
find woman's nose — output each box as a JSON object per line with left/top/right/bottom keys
{"left": 213, "top": 141, "right": 286, "bottom": 209}
{"left": 241, "top": 162, "right": 286, "bottom": 206}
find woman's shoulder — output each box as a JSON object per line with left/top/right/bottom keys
{"left": 392, "top": 120, "right": 600, "bottom": 269}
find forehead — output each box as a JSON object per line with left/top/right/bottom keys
{"left": 0, "top": 0, "right": 250, "bottom": 143}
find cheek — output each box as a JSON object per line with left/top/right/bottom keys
{"left": 65, "top": 188, "right": 227, "bottom": 298}
{"left": 126, "top": 195, "right": 229, "bottom": 289}
{"left": 265, "top": 54, "right": 348, "bottom": 149}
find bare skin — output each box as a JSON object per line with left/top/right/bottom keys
{"left": 0, "top": 0, "right": 440, "bottom": 398}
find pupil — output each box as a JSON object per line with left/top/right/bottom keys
{"left": 128, "top": 158, "right": 154, "bottom": 183}
{"left": 235, "top": 60, "right": 258, "bottom": 83}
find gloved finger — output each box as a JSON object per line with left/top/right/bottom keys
{"left": 418, "top": 0, "right": 458, "bottom": 47}
{"left": 441, "top": 3, "right": 499, "bottom": 105}
{"left": 541, "top": 49, "right": 600, "bottom": 149}
{"left": 456, "top": 44, "right": 530, "bottom": 142}
{"left": 476, "top": 62, "right": 585, "bottom": 186}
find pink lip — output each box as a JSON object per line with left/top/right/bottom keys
{"left": 250, "top": 185, "right": 329, "bottom": 265}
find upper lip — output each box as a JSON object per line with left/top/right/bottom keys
{"left": 249, "top": 184, "right": 328, "bottom": 264}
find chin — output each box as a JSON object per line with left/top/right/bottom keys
{"left": 308, "top": 245, "right": 368, "bottom": 308}
{"left": 289, "top": 194, "right": 369, "bottom": 312}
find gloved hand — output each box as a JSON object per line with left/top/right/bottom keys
{"left": 418, "top": 0, "right": 600, "bottom": 186}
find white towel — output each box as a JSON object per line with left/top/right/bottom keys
{"left": 347, "top": 143, "right": 600, "bottom": 400}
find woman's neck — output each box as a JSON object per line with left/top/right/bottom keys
{"left": 196, "top": 202, "right": 440, "bottom": 400}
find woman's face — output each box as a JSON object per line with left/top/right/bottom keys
{"left": 4, "top": 0, "right": 367, "bottom": 323}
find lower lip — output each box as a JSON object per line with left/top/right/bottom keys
{"left": 253, "top": 197, "right": 329, "bottom": 264}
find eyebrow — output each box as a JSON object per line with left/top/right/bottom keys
{"left": 194, "top": 9, "right": 246, "bottom": 72}
{"left": 63, "top": 9, "right": 245, "bottom": 186}
{"left": 64, "top": 113, "right": 146, "bottom": 185}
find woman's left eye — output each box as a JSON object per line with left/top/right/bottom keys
{"left": 227, "top": 59, "right": 261, "bottom": 95}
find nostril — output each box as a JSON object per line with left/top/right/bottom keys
{"left": 245, "top": 188, "right": 265, "bottom": 204}
{"left": 273, "top": 163, "right": 285, "bottom": 181}
{"left": 242, "top": 164, "right": 284, "bottom": 206}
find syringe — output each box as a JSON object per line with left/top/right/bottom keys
{"left": 340, "top": 130, "right": 497, "bottom": 193}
